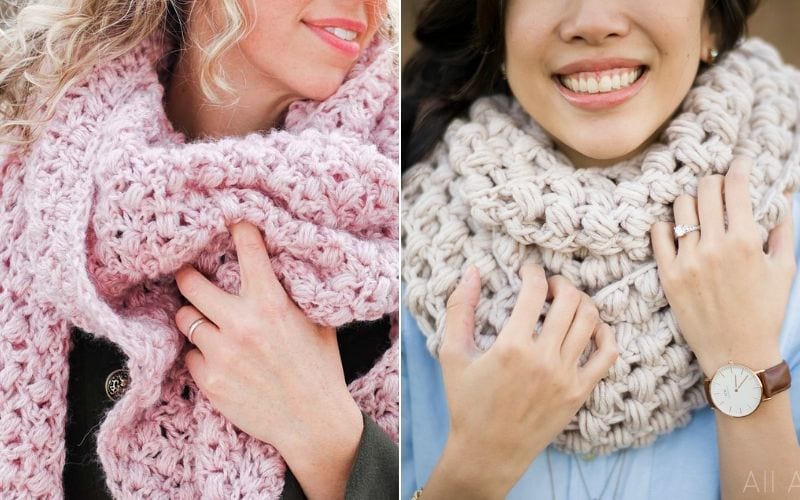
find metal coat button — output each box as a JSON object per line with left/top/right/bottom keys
{"left": 105, "top": 368, "right": 130, "bottom": 401}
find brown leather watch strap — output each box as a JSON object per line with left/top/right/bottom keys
{"left": 704, "top": 360, "right": 792, "bottom": 409}
{"left": 757, "top": 360, "right": 792, "bottom": 400}
{"left": 704, "top": 378, "right": 715, "bottom": 409}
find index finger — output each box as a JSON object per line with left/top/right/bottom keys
{"left": 499, "top": 261, "right": 548, "bottom": 344}
{"left": 228, "top": 221, "right": 281, "bottom": 297}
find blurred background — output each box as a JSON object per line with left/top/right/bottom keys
{"left": 402, "top": 0, "right": 800, "bottom": 67}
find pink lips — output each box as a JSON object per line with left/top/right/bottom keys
{"left": 553, "top": 58, "right": 648, "bottom": 111}
{"left": 304, "top": 18, "right": 366, "bottom": 59}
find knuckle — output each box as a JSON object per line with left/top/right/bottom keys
{"left": 675, "top": 193, "right": 695, "bottom": 206}
{"left": 605, "top": 339, "right": 620, "bottom": 363}
{"left": 179, "top": 277, "right": 200, "bottom": 297}
{"left": 237, "top": 316, "right": 264, "bottom": 343}
{"left": 661, "top": 266, "right": 685, "bottom": 290}
{"left": 696, "top": 243, "right": 720, "bottom": 265}
{"left": 546, "top": 274, "right": 564, "bottom": 289}
{"left": 678, "top": 258, "right": 701, "bottom": 280}
{"left": 256, "top": 293, "right": 286, "bottom": 315}
{"left": 560, "top": 285, "right": 582, "bottom": 305}
{"left": 175, "top": 305, "right": 193, "bottom": 324}
{"left": 532, "top": 356, "right": 556, "bottom": 377}
{"left": 240, "top": 238, "right": 265, "bottom": 255}
{"left": 493, "top": 340, "right": 521, "bottom": 365}
{"left": 578, "top": 299, "right": 600, "bottom": 324}
{"left": 602, "top": 341, "right": 619, "bottom": 365}
{"left": 729, "top": 230, "right": 760, "bottom": 253}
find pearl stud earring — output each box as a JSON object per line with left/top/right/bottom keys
{"left": 708, "top": 47, "right": 719, "bottom": 64}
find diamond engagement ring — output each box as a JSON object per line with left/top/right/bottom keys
{"left": 673, "top": 224, "right": 701, "bottom": 239}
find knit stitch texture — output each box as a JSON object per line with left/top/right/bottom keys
{"left": 403, "top": 39, "right": 800, "bottom": 455}
{"left": 0, "top": 31, "right": 399, "bottom": 499}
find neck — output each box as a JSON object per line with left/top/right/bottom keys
{"left": 164, "top": 43, "right": 298, "bottom": 140}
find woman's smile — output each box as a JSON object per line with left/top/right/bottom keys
{"left": 553, "top": 58, "right": 649, "bottom": 110}
{"left": 303, "top": 17, "right": 367, "bottom": 59}
{"left": 504, "top": 0, "right": 714, "bottom": 167}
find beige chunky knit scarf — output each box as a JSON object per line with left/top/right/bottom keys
{"left": 402, "top": 39, "right": 800, "bottom": 455}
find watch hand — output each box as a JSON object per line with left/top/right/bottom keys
{"left": 734, "top": 374, "right": 739, "bottom": 392}
{"left": 735, "top": 376, "right": 746, "bottom": 391}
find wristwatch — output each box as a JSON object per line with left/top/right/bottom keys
{"left": 704, "top": 360, "right": 791, "bottom": 417}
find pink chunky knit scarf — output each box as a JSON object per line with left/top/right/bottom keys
{"left": 0, "top": 32, "right": 399, "bottom": 498}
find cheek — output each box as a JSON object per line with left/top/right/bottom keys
{"left": 238, "top": 25, "right": 351, "bottom": 100}
{"left": 233, "top": 0, "right": 377, "bottom": 101}
{"left": 504, "top": 24, "right": 553, "bottom": 106}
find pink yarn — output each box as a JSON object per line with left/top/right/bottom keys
{"left": 0, "top": 32, "right": 398, "bottom": 498}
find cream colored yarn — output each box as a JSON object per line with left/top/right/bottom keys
{"left": 402, "top": 39, "right": 800, "bottom": 455}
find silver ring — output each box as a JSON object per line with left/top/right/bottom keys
{"left": 673, "top": 223, "right": 701, "bottom": 239}
{"left": 187, "top": 317, "right": 207, "bottom": 344}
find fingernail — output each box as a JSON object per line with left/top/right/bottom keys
{"left": 462, "top": 265, "right": 478, "bottom": 286}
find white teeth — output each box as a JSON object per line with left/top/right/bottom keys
{"left": 599, "top": 75, "right": 611, "bottom": 92}
{"left": 324, "top": 27, "right": 357, "bottom": 41}
{"left": 560, "top": 67, "right": 643, "bottom": 94}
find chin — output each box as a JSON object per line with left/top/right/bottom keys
{"left": 559, "top": 127, "right": 656, "bottom": 166}
{"left": 580, "top": 145, "right": 640, "bottom": 162}
{"left": 295, "top": 70, "right": 349, "bottom": 102}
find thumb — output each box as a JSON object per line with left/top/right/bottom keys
{"left": 768, "top": 192, "right": 795, "bottom": 264}
{"left": 441, "top": 266, "right": 481, "bottom": 370}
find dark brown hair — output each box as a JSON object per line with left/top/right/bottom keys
{"left": 402, "top": 0, "right": 762, "bottom": 170}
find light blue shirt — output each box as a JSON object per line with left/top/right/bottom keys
{"left": 401, "top": 192, "right": 800, "bottom": 500}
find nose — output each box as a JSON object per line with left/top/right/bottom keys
{"left": 558, "top": 0, "right": 631, "bottom": 45}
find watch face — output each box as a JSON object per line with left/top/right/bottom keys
{"left": 709, "top": 363, "right": 763, "bottom": 417}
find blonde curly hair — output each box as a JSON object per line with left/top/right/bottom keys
{"left": 0, "top": 0, "right": 396, "bottom": 147}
